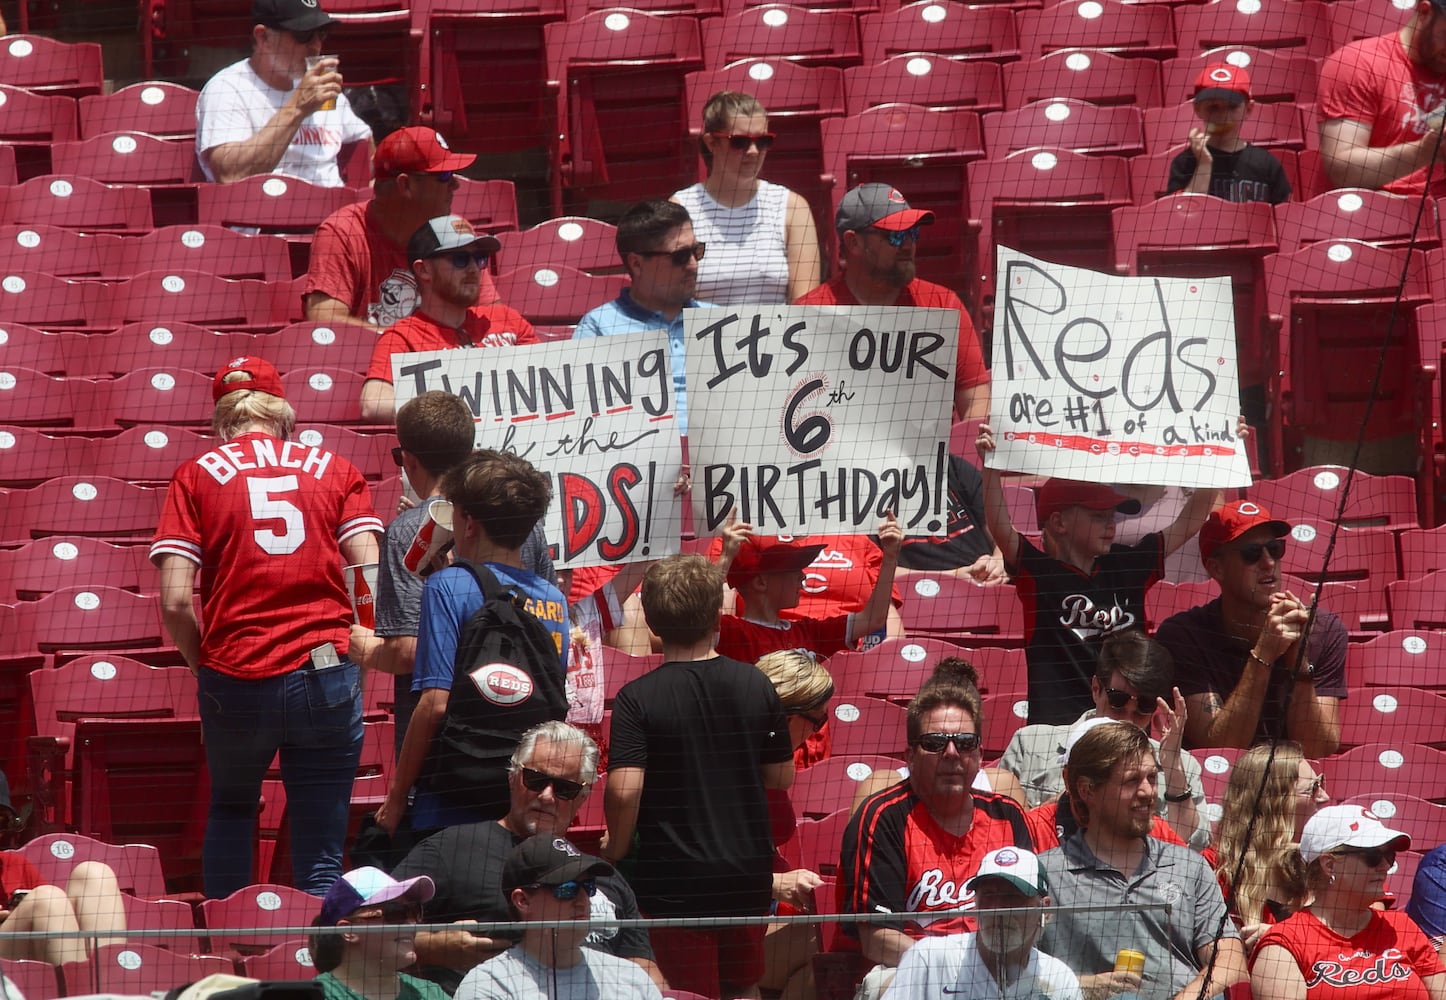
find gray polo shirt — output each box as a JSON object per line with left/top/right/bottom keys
{"left": 1038, "top": 833, "right": 1236, "bottom": 1000}
{"left": 999, "top": 710, "right": 1210, "bottom": 849}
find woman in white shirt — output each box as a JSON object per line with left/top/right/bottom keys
{"left": 672, "top": 91, "right": 821, "bottom": 305}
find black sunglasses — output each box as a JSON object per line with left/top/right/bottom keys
{"left": 1233, "top": 537, "right": 1286, "bottom": 565}
{"left": 1104, "top": 687, "right": 1159, "bottom": 715}
{"left": 287, "top": 27, "right": 330, "bottom": 44}
{"left": 527, "top": 879, "right": 597, "bottom": 901}
{"left": 710, "top": 131, "right": 776, "bottom": 152}
{"left": 634, "top": 243, "right": 707, "bottom": 267}
{"left": 912, "top": 732, "right": 982, "bottom": 754}
{"left": 435, "top": 249, "right": 488, "bottom": 269}
{"left": 1334, "top": 846, "right": 1395, "bottom": 868}
{"left": 520, "top": 767, "right": 587, "bottom": 801}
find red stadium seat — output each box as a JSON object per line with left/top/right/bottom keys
{"left": 1326, "top": 743, "right": 1446, "bottom": 805}
{"left": 1161, "top": 47, "right": 1319, "bottom": 107}
{"left": 103, "top": 270, "right": 281, "bottom": 332}
{"left": 1387, "top": 572, "right": 1446, "bottom": 631}
{"left": 788, "top": 753, "right": 906, "bottom": 819}
{"left": 824, "top": 697, "right": 908, "bottom": 759}
{"left": 1276, "top": 522, "right": 1399, "bottom": 589}
{"left": 323, "top": 0, "right": 418, "bottom": 89}
{"left": 1016, "top": 0, "right": 1175, "bottom": 59}
{"left": 603, "top": 651, "right": 663, "bottom": 705}
{"left": 1327, "top": 0, "right": 1413, "bottom": 52}
{"left": 240, "top": 941, "right": 317, "bottom": 980}
{"left": 0, "top": 36, "right": 104, "bottom": 98}
{"left": 1342, "top": 794, "right": 1446, "bottom": 848}
{"left": 1194, "top": 746, "right": 1245, "bottom": 806}
{"left": 544, "top": 9, "right": 705, "bottom": 214}
{"left": 451, "top": 177, "right": 522, "bottom": 237}
{"left": 1347, "top": 629, "right": 1446, "bottom": 693}
{"left": 859, "top": 1, "right": 1019, "bottom": 65}
{"left": 197, "top": 174, "right": 357, "bottom": 236}
{"left": 0, "top": 537, "right": 152, "bottom": 600}
{"left": 1004, "top": 49, "right": 1163, "bottom": 109}
{"left": 289, "top": 425, "right": 394, "bottom": 481}
{"left": 201, "top": 884, "right": 324, "bottom": 955}
{"left": 785, "top": 808, "right": 850, "bottom": 876}
{"left": 964, "top": 645, "right": 1028, "bottom": 698}
{"left": 0, "top": 84, "right": 77, "bottom": 180}
{"left": 1337, "top": 688, "right": 1446, "bottom": 750}
{"left": 0, "top": 959, "right": 59, "bottom": 1000}
{"left": 983, "top": 99, "right": 1145, "bottom": 157}
{"left": 89, "top": 425, "right": 212, "bottom": 484}
{"left": 121, "top": 895, "right": 203, "bottom": 952}
{"left": 65, "top": 944, "right": 231, "bottom": 995}
{"left": 1173, "top": 0, "right": 1333, "bottom": 59}
{"left": 50, "top": 132, "right": 199, "bottom": 186}
{"left": 0, "top": 223, "right": 113, "bottom": 279}
{"left": 0, "top": 426, "right": 90, "bottom": 486}
{"left": 1399, "top": 525, "right": 1446, "bottom": 581}
{"left": 105, "top": 226, "right": 294, "bottom": 283}
{"left": 0, "top": 320, "right": 86, "bottom": 372}
{"left": 827, "top": 636, "right": 961, "bottom": 703}
{"left": 1275, "top": 189, "right": 1437, "bottom": 253}
{"left": 1129, "top": 144, "right": 1301, "bottom": 202}
{"left": 1144, "top": 580, "right": 1217, "bottom": 630}
{"left": 281, "top": 368, "right": 367, "bottom": 425}
{"left": 979, "top": 692, "right": 1030, "bottom": 757}
{"left": 261, "top": 321, "right": 380, "bottom": 375}
{"left": 17, "top": 830, "right": 168, "bottom": 898}
{"left": 100, "top": 369, "right": 215, "bottom": 429}
{"left": 1, "top": 476, "right": 164, "bottom": 543}
{"left": 79, "top": 322, "right": 249, "bottom": 379}
{"left": 21, "top": 586, "right": 164, "bottom": 656}
{"left": 1249, "top": 465, "right": 1419, "bottom": 531}
{"left": 1143, "top": 101, "right": 1304, "bottom": 153}
{"left": 701, "top": 4, "right": 862, "bottom": 68}
{"left": 0, "top": 271, "right": 99, "bottom": 329}
{"left": 0, "top": 367, "right": 79, "bottom": 427}
{"left": 77, "top": 82, "right": 199, "bottom": 140}
{"left": 0, "top": 175, "right": 152, "bottom": 234}
{"left": 505, "top": 216, "right": 622, "bottom": 276}
{"left": 898, "top": 574, "right": 1025, "bottom": 641}
{"left": 844, "top": 55, "right": 1004, "bottom": 115}
{"left": 494, "top": 265, "right": 626, "bottom": 327}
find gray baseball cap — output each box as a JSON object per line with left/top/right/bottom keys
{"left": 407, "top": 215, "right": 502, "bottom": 263}
{"left": 835, "top": 183, "right": 936, "bottom": 235}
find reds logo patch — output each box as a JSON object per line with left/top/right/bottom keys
{"left": 469, "top": 663, "right": 534, "bottom": 705}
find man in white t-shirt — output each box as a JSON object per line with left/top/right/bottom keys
{"left": 196, "top": 0, "right": 373, "bottom": 186}
{"left": 884, "top": 847, "right": 1082, "bottom": 1000}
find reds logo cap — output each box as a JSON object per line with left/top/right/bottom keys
{"left": 834, "top": 182, "right": 936, "bottom": 235}
{"left": 725, "top": 535, "right": 826, "bottom": 590}
{"left": 1197, "top": 498, "right": 1291, "bottom": 563}
{"left": 1299, "top": 804, "right": 1411, "bottom": 863}
{"left": 212, "top": 356, "right": 285, "bottom": 402}
{"left": 967, "top": 846, "right": 1048, "bottom": 897}
{"left": 406, "top": 213, "right": 503, "bottom": 264}
{"left": 373, "top": 126, "right": 477, "bottom": 180}
{"left": 1192, "top": 63, "right": 1253, "bottom": 106}
{"left": 1035, "top": 479, "right": 1142, "bottom": 529}
{"left": 501, "top": 834, "right": 614, "bottom": 895}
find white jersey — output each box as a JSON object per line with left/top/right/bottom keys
{"left": 196, "top": 57, "right": 372, "bottom": 187}
{"left": 885, "top": 934, "right": 1083, "bottom": 1000}
{"left": 672, "top": 180, "right": 792, "bottom": 305}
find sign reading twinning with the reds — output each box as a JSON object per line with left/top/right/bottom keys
{"left": 391, "top": 332, "right": 685, "bottom": 568}
{"left": 988, "top": 247, "right": 1252, "bottom": 488}
{"left": 685, "top": 305, "right": 955, "bottom": 535}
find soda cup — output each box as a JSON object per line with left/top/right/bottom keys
{"left": 345, "top": 562, "right": 378, "bottom": 629}
{"left": 306, "top": 55, "right": 340, "bottom": 111}
{"left": 1115, "top": 949, "right": 1146, "bottom": 977}
{"left": 403, "top": 500, "right": 455, "bottom": 576}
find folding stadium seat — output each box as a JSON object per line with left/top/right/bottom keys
{"left": 843, "top": 55, "right": 1005, "bottom": 116}
{"left": 200, "top": 884, "right": 324, "bottom": 955}
{"left": 1016, "top": 0, "right": 1175, "bottom": 60}
{"left": 1143, "top": 579, "right": 1217, "bottom": 629}
{"left": 983, "top": 99, "right": 1145, "bottom": 157}
{"left": 121, "top": 895, "right": 204, "bottom": 952}
{"left": 1276, "top": 521, "right": 1399, "bottom": 592}
{"left": 784, "top": 808, "right": 850, "bottom": 876}
{"left": 0, "top": 36, "right": 104, "bottom": 98}
{"left": 1336, "top": 688, "right": 1446, "bottom": 750}
{"left": 1262, "top": 242, "right": 1435, "bottom": 485}
{"left": 788, "top": 753, "right": 906, "bottom": 819}
{"left": 0, "top": 175, "right": 152, "bottom": 235}
{"left": 20, "top": 586, "right": 165, "bottom": 659}
{"left": 1003, "top": 49, "right": 1162, "bottom": 109}
{"left": 1112, "top": 195, "right": 1278, "bottom": 389}
{"left": 50, "top": 133, "right": 199, "bottom": 187}
{"left": 0, "top": 426, "right": 91, "bottom": 486}
{"left": 104, "top": 226, "right": 295, "bottom": 283}
{"left": 452, "top": 178, "right": 522, "bottom": 238}
{"left": 963, "top": 645, "right": 1028, "bottom": 698}
{"left": 0, "top": 536, "right": 153, "bottom": 600}
{"left": 1143, "top": 101, "right": 1305, "bottom": 153}
{"left": 77, "top": 82, "right": 199, "bottom": 140}
{"left": 101, "top": 369, "right": 216, "bottom": 429}
{"left": 1327, "top": 0, "right": 1414, "bottom": 52}
{"left": 80, "top": 322, "right": 249, "bottom": 380}
{"left": 1342, "top": 794, "right": 1446, "bottom": 847}
{"left": 268, "top": 275, "right": 310, "bottom": 328}
{"left": 0, "top": 367, "right": 79, "bottom": 427}
{"left": 0, "top": 146, "right": 14, "bottom": 186}
{"left": 1249, "top": 465, "right": 1419, "bottom": 530}
{"left": 65, "top": 944, "right": 232, "bottom": 995}
{"left": 0, "top": 959, "right": 59, "bottom": 1000}
{"left": 1399, "top": 524, "right": 1446, "bottom": 581}
{"left": 1346, "top": 631, "right": 1446, "bottom": 691}
{"left": 897, "top": 575, "right": 1025, "bottom": 641}
{"left": 0, "top": 321, "right": 86, "bottom": 373}
{"left": 286, "top": 425, "right": 393, "bottom": 482}
{"left": 17, "top": 831, "right": 157, "bottom": 894}
{"left": 505, "top": 216, "right": 622, "bottom": 276}
{"left": 0, "top": 84, "right": 77, "bottom": 180}
{"left": 261, "top": 321, "right": 379, "bottom": 375}
{"left": 1194, "top": 746, "right": 1243, "bottom": 806}
{"left": 494, "top": 265, "right": 627, "bottom": 327}
{"left": 1275, "top": 189, "right": 1437, "bottom": 253}
{"left": 372, "top": 475, "right": 405, "bottom": 523}
{"left": 240, "top": 942, "right": 317, "bottom": 980}
{"left": 701, "top": 5, "right": 862, "bottom": 68}
{"left": 826, "top": 636, "right": 960, "bottom": 703}
{"left": 978, "top": 692, "right": 1030, "bottom": 757}
{"left": 1328, "top": 743, "right": 1446, "bottom": 805}
{"left": 0, "top": 224, "right": 114, "bottom": 279}
{"left": 197, "top": 176, "right": 358, "bottom": 274}
{"left": 1173, "top": 0, "right": 1334, "bottom": 60}
{"left": 544, "top": 9, "right": 706, "bottom": 215}
{"left": 2, "top": 476, "right": 164, "bottom": 543}
{"left": 103, "top": 270, "right": 279, "bottom": 333}
{"left": 819, "top": 104, "right": 984, "bottom": 296}
{"left": 281, "top": 368, "right": 367, "bottom": 425}
{"left": 603, "top": 651, "right": 664, "bottom": 705}
{"left": 0, "top": 271, "right": 100, "bottom": 330}
{"left": 1161, "top": 47, "right": 1318, "bottom": 107}
{"left": 323, "top": 0, "right": 419, "bottom": 90}
{"left": 1386, "top": 572, "right": 1446, "bottom": 631}
{"left": 859, "top": 1, "right": 1020, "bottom": 65}
{"left": 824, "top": 697, "right": 908, "bottom": 759}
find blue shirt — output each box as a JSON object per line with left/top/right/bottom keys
{"left": 573, "top": 287, "right": 711, "bottom": 434}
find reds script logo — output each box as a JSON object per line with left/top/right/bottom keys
{"left": 1306, "top": 949, "right": 1414, "bottom": 988}
{"left": 1058, "top": 594, "right": 1136, "bottom": 641}
{"left": 905, "top": 868, "right": 975, "bottom": 920}
{"left": 469, "top": 663, "right": 534, "bottom": 706}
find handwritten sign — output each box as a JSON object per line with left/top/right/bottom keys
{"left": 392, "top": 331, "right": 684, "bottom": 568}
{"left": 685, "top": 305, "right": 955, "bottom": 536}
{"left": 988, "top": 248, "right": 1251, "bottom": 488}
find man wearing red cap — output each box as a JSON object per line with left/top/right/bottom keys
{"left": 196, "top": 0, "right": 373, "bottom": 187}
{"left": 304, "top": 126, "right": 498, "bottom": 330}
{"left": 794, "top": 183, "right": 990, "bottom": 422}
{"left": 1166, "top": 64, "right": 1290, "bottom": 204}
{"left": 1319, "top": 0, "right": 1446, "bottom": 197}
{"left": 1154, "top": 499, "right": 1346, "bottom": 757}
{"left": 150, "top": 356, "right": 384, "bottom": 898}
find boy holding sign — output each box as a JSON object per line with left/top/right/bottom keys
{"left": 975, "top": 423, "right": 1222, "bottom": 727}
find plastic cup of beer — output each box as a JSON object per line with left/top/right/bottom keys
{"left": 1115, "top": 949, "right": 1146, "bottom": 977}
{"left": 306, "top": 55, "right": 339, "bottom": 110}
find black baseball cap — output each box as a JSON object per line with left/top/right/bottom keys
{"left": 253, "top": 0, "right": 336, "bottom": 32}
{"left": 501, "top": 835, "right": 613, "bottom": 895}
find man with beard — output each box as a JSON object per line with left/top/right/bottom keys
{"left": 793, "top": 183, "right": 990, "bottom": 420}
{"left": 390, "top": 721, "right": 660, "bottom": 992}
{"left": 1039, "top": 722, "right": 1247, "bottom": 1000}
{"left": 884, "top": 848, "right": 1081, "bottom": 999}
{"left": 359, "top": 215, "right": 537, "bottom": 423}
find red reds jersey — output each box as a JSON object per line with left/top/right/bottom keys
{"left": 151, "top": 431, "right": 384, "bottom": 679}
{"left": 365, "top": 306, "right": 540, "bottom": 383}
{"left": 1257, "top": 909, "right": 1445, "bottom": 1000}
{"left": 708, "top": 533, "right": 903, "bottom": 620}
{"left": 716, "top": 613, "right": 852, "bottom": 664}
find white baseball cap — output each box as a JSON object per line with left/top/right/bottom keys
{"left": 1058, "top": 716, "right": 1134, "bottom": 766}
{"left": 1299, "top": 804, "right": 1411, "bottom": 863}
{"left": 966, "top": 847, "right": 1048, "bottom": 897}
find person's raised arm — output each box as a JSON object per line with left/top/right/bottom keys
{"left": 202, "top": 58, "right": 342, "bottom": 184}
{"left": 849, "top": 512, "right": 903, "bottom": 642}
{"left": 974, "top": 423, "right": 1021, "bottom": 566}
{"left": 1183, "top": 129, "right": 1214, "bottom": 195}
{"left": 1154, "top": 687, "right": 1203, "bottom": 844}
{"left": 1319, "top": 116, "right": 1443, "bottom": 190}
{"left": 157, "top": 555, "right": 202, "bottom": 672}
{"left": 713, "top": 507, "right": 753, "bottom": 579}
{"left": 1159, "top": 486, "right": 1221, "bottom": 557}
{"left": 784, "top": 190, "right": 822, "bottom": 302}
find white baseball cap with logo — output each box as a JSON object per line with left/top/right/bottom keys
{"left": 1299, "top": 804, "right": 1412, "bottom": 863}
{"left": 966, "top": 847, "right": 1048, "bottom": 898}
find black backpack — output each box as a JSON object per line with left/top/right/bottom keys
{"left": 422, "top": 561, "right": 568, "bottom": 811}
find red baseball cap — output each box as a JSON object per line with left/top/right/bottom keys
{"left": 726, "top": 536, "right": 826, "bottom": 589}
{"left": 1193, "top": 63, "right": 1252, "bottom": 106}
{"left": 213, "top": 356, "right": 285, "bottom": 401}
{"left": 1035, "top": 479, "right": 1141, "bottom": 528}
{"left": 1198, "top": 498, "right": 1290, "bottom": 563}
{"left": 373, "top": 127, "right": 476, "bottom": 180}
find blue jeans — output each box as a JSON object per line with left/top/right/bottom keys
{"left": 197, "top": 662, "right": 363, "bottom": 898}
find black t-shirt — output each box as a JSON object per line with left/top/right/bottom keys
{"left": 897, "top": 455, "right": 994, "bottom": 571}
{"left": 608, "top": 655, "right": 794, "bottom": 917}
{"left": 391, "top": 820, "right": 652, "bottom": 992}
{"left": 1166, "top": 142, "right": 1292, "bottom": 204}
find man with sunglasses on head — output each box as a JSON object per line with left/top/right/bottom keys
{"left": 196, "top": 0, "right": 372, "bottom": 186}
{"left": 392, "top": 722, "right": 661, "bottom": 994}
{"left": 1155, "top": 499, "right": 1347, "bottom": 758}
{"left": 358, "top": 215, "right": 537, "bottom": 423}
{"left": 305, "top": 127, "right": 499, "bottom": 331}
{"left": 794, "top": 183, "right": 990, "bottom": 421}
{"left": 455, "top": 835, "right": 662, "bottom": 1000}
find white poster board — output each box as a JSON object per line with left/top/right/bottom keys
{"left": 392, "top": 330, "right": 685, "bottom": 567}
{"left": 987, "top": 247, "right": 1252, "bottom": 488}
{"left": 685, "top": 305, "right": 956, "bottom": 536}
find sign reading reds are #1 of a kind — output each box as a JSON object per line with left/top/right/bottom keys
{"left": 988, "top": 247, "right": 1252, "bottom": 489}
{"left": 685, "top": 305, "right": 956, "bottom": 535}
{"left": 391, "top": 331, "right": 685, "bottom": 568}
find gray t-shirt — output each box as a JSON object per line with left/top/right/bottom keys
{"left": 454, "top": 945, "right": 661, "bottom": 1000}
